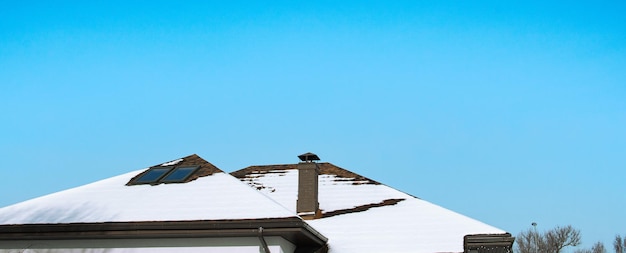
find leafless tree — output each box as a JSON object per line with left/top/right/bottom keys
{"left": 516, "top": 227, "right": 544, "bottom": 253}
{"left": 615, "top": 235, "right": 625, "bottom": 253}
{"left": 545, "top": 225, "right": 581, "bottom": 253}
{"left": 516, "top": 225, "right": 581, "bottom": 253}
{"left": 588, "top": 241, "right": 606, "bottom": 253}
{"left": 575, "top": 242, "right": 606, "bottom": 253}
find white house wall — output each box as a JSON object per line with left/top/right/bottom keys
{"left": 0, "top": 236, "right": 295, "bottom": 253}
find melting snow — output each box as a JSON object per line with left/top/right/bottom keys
{"left": 239, "top": 167, "right": 508, "bottom": 253}
{"left": 240, "top": 169, "right": 411, "bottom": 214}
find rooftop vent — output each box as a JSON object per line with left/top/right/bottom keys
{"left": 298, "top": 152, "right": 320, "bottom": 162}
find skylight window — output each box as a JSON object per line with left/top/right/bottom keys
{"left": 134, "top": 167, "right": 171, "bottom": 184}
{"left": 162, "top": 166, "right": 199, "bottom": 183}
{"left": 130, "top": 165, "right": 200, "bottom": 185}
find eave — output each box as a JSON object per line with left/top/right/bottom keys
{"left": 0, "top": 217, "right": 327, "bottom": 250}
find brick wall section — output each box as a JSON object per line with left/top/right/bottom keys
{"left": 296, "top": 162, "right": 320, "bottom": 218}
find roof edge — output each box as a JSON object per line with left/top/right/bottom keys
{"left": 0, "top": 218, "right": 328, "bottom": 249}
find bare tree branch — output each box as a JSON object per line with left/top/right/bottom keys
{"left": 545, "top": 225, "right": 581, "bottom": 253}
{"left": 516, "top": 225, "right": 581, "bottom": 253}
{"left": 616, "top": 235, "right": 624, "bottom": 253}
{"left": 592, "top": 241, "right": 606, "bottom": 253}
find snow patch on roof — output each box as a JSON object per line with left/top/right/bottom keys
{"left": 161, "top": 158, "right": 184, "bottom": 166}
{"left": 0, "top": 171, "right": 297, "bottom": 225}
{"left": 236, "top": 165, "right": 508, "bottom": 253}
{"left": 239, "top": 169, "right": 411, "bottom": 214}
{"left": 309, "top": 199, "right": 505, "bottom": 253}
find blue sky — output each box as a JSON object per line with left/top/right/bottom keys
{"left": 1, "top": 1, "right": 625, "bottom": 250}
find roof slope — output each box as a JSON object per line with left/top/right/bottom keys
{"left": 0, "top": 155, "right": 296, "bottom": 225}
{"left": 232, "top": 163, "right": 508, "bottom": 253}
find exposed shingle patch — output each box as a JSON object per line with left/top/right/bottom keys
{"left": 321, "top": 198, "right": 405, "bottom": 218}
{"left": 231, "top": 163, "right": 380, "bottom": 185}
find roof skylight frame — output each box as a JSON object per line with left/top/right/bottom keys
{"left": 161, "top": 165, "right": 200, "bottom": 183}
{"left": 129, "top": 165, "right": 201, "bottom": 186}
{"left": 133, "top": 166, "right": 174, "bottom": 185}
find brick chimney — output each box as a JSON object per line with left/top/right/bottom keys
{"left": 296, "top": 152, "right": 321, "bottom": 220}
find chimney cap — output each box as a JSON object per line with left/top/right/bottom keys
{"left": 298, "top": 152, "right": 320, "bottom": 162}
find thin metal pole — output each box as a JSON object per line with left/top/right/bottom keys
{"left": 258, "top": 227, "right": 271, "bottom": 253}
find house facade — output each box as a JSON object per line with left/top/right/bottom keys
{"left": 0, "top": 153, "right": 513, "bottom": 253}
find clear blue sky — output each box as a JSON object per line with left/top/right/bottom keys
{"left": 1, "top": 1, "right": 625, "bottom": 250}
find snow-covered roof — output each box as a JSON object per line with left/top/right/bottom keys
{"left": 232, "top": 163, "right": 508, "bottom": 253}
{"left": 0, "top": 155, "right": 511, "bottom": 253}
{"left": 0, "top": 155, "right": 296, "bottom": 224}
